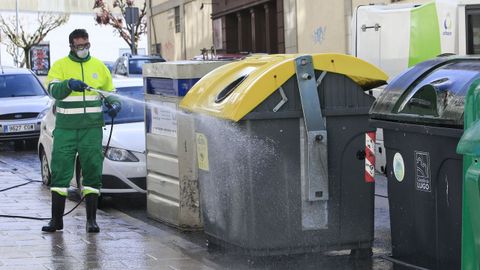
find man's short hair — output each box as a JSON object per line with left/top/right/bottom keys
{"left": 69, "top": 29, "right": 89, "bottom": 44}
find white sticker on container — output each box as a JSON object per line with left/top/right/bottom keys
{"left": 150, "top": 101, "right": 177, "bottom": 137}
{"left": 393, "top": 152, "right": 405, "bottom": 182}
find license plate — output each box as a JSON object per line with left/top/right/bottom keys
{"left": 3, "top": 124, "right": 35, "bottom": 133}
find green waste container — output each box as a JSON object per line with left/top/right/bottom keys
{"left": 180, "top": 53, "right": 387, "bottom": 255}
{"left": 457, "top": 78, "right": 480, "bottom": 270}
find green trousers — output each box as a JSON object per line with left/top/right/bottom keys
{"left": 50, "top": 127, "right": 103, "bottom": 192}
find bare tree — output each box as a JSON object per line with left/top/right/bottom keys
{"left": 0, "top": 13, "right": 69, "bottom": 68}
{"left": 93, "top": 0, "right": 147, "bottom": 55}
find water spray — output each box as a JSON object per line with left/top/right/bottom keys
{"left": 86, "top": 87, "right": 116, "bottom": 156}
{"left": 1, "top": 85, "right": 195, "bottom": 220}
{"left": 0, "top": 87, "right": 134, "bottom": 220}
{"left": 87, "top": 87, "right": 191, "bottom": 117}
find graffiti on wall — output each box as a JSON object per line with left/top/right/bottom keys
{"left": 313, "top": 26, "right": 327, "bottom": 44}
{"left": 164, "top": 41, "right": 174, "bottom": 61}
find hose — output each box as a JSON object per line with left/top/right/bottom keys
{"left": 104, "top": 114, "right": 115, "bottom": 156}
{"left": 0, "top": 179, "right": 41, "bottom": 192}
{"left": 0, "top": 90, "right": 116, "bottom": 220}
{"left": 380, "top": 255, "right": 430, "bottom": 270}
{"left": 0, "top": 197, "right": 85, "bottom": 220}
{"left": 91, "top": 88, "right": 115, "bottom": 156}
{"left": 0, "top": 180, "right": 85, "bottom": 220}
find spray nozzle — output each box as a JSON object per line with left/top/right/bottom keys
{"left": 86, "top": 86, "right": 113, "bottom": 109}
{"left": 103, "top": 98, "right": 113, "bottom": 109}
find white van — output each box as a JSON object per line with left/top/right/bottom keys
{"left": 352, "top": 0, "right": 480, "bottom": 173}
{"left": 352, "top": 0, "right": 480, "bottom": 79}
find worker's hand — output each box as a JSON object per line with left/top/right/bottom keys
{"left": 67, "top": 79, "right": 88, "bottom": 92}
{"left": 106, "top": 102, "right": 121, "bottom": 118}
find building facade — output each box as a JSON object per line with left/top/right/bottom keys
{"left": 147, "top": 0, "right": 213, "bottom": 61}
{"left": 211, "top": 0, "right": 285, "bottom": 54}
{"left": 147, "top": 0, "right": 429, "bottom": 60}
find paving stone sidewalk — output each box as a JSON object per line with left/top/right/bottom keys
{"left": 0, "top": 148, "right": 393, "bottom": 270}
{"left": 0, "top": 152, "right": 216, "bottom": 270}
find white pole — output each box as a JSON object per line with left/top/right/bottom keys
{"left": 15, "top": 0, "right": 19, "bottom": 67}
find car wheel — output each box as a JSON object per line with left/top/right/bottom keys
{"left": 40, "top": 149, "right": 51, "bottom": 186}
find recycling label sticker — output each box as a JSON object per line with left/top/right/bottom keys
{"left": 196, "top": 133, "right": 209, "bottom": 171}
{"left": 393, "top": 152, "right": 405, "bottom": 182}
{"left": 415, "top": 151, "right": 431, "bottom": 192}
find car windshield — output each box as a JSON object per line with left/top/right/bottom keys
{"left": 129, "top": 59, "right": 164, "bottom": 75}
{"left": 0, "top": 74, "right": 46, "bottom": 98}
{"left": 104, "top": 86, "right": 144, "bottom": 124}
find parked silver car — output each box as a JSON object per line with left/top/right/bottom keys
{"left": 0, "top": 67, "right": 51, "bottom": 148}
{"left": 112, "top": 54, "right": 165, "bottom": 77}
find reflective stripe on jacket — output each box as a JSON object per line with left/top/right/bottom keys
{"left": 46, "top": 54, "right": 114, "bottom": 129}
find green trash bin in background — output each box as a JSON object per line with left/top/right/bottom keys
{"left": 457, "top": 79, "right": 480, "bottom": 270}
{"left": 179, "top": 54, "right": 387, "bottom": 255}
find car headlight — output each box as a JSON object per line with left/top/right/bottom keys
{"left": 103, "top": 147, "right": 139, "bottom": 162}
{"left": 37, "top": 107, "right": 49, "bottom": 119}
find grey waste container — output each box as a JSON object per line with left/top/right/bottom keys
{"left": 180, "top": 54, "right": 388, "bottom": 255}
{"left": 370, "top": 56, "right": 480, "bottom": 270}
{"left": 143, "top": 60, "right": 233, "bottom": 230}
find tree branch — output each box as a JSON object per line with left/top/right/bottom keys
{"left": 0, "top": 13, "right": 69, "bottom": 68}
{"left": 93, "top": 0, "right": 147, "bottom": 54}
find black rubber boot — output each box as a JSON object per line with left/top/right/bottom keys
{"left": 42, "top": 191, "right": 66, "bottom": 232}
{"left": 85, "top": 193, "right": 100, "bottom": 233}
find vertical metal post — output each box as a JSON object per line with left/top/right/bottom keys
{"left": 130, "top": 23, "right": 135, "bottom": 54}
{"left": 15, "top": 0, "right": 19, "bottom": 67}
{"left": 125, "top": 7, "right": 139, "bottom": 55}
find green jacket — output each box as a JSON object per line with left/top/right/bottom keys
{"left": 46, "top": 53, "right": 117, "bottom": 129}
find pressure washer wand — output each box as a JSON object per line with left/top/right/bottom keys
{"left": 86, "top": 86, "right": 115, "bottom": 156}
{"left": 86, "top": 87, "right": 113, "bottom": 109}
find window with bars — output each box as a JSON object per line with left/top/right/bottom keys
{"left": 150, "top": 43, "right": 162, "bottom": 55}
{"left": 467, "top": 6, "right": 480, "bottom": 54}
{"left": 175, "top": 6, "right": 180, "bottom": 33}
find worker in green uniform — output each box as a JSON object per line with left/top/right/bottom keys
{"left": 42, "top": 29, "right": 121, "bottom": 233}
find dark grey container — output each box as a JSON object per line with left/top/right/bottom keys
{"left": 195, "top": 72, "right": 376, "bottom": 256}
{"left": 370, "top": 57, "right": 480, "bottom": 270}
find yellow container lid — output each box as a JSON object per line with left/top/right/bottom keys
{"left": 179, "top": 53, "right": 388, "bottom": 122}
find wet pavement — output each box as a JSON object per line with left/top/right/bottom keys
{"left": 0, "top": 141, "right": 394, "bottom": 270}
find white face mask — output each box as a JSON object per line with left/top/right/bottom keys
{"left": 76, "top": 48, "right": 89, "bottom": 58}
